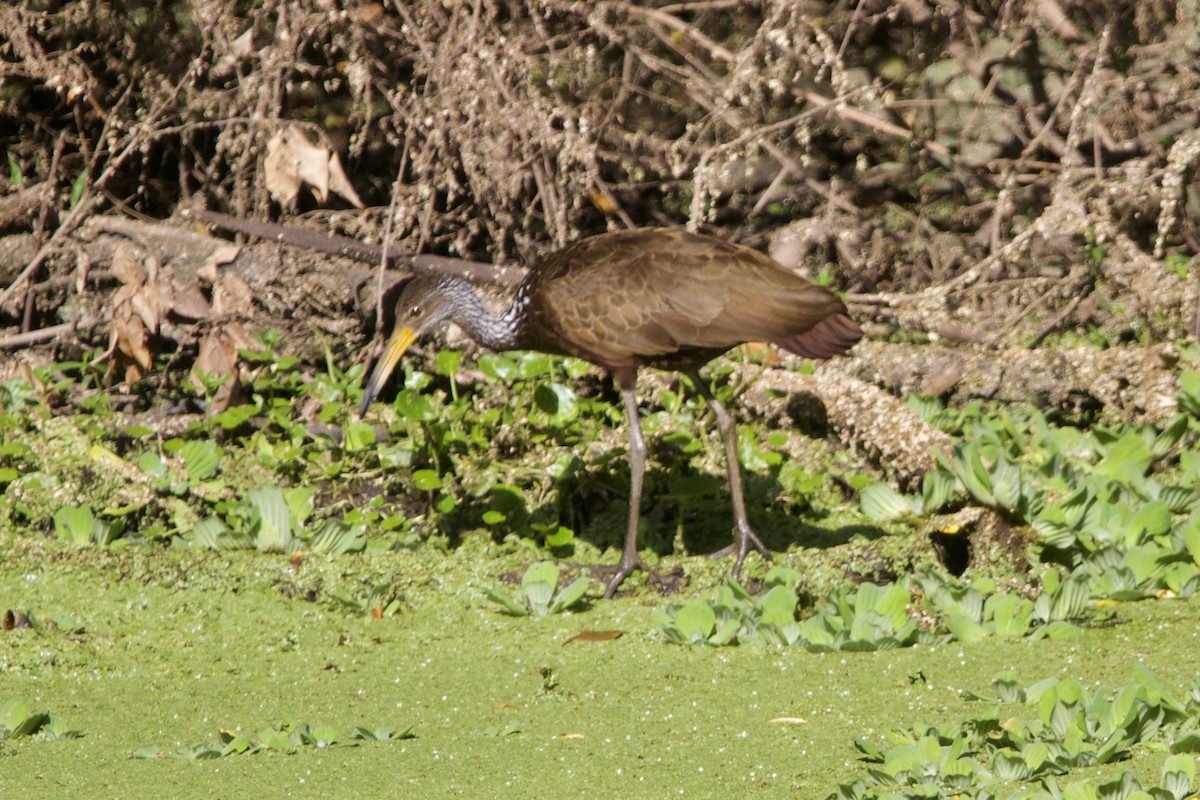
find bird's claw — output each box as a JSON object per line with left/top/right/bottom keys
{"left": 709, "top": 525, "right": 771, "bottom": 579}
{"left": 603, "top": 553, "right": 647, "bottom": 598}
{"left": 600, "top": 554, "right": 678, "bottom": 597}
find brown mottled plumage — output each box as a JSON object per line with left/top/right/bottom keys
{"left": 360, "top": 228, "right": 861, "bottom": 596}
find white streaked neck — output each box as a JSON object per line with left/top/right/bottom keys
{"left": 439, "top": 277, "right": 524, "bottom": 352}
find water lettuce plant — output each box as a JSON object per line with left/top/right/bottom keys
{"left": 486, "top": 561, "right": 590, "bottom": 616}
{"left": 134, "top": 720, "right": 415, "bottom": 759}
{"left": 0, "top": 699, "right": 82, "bottom": 741}
{"left": 185, "top": 485, "right": 367, "bottom": 554}
{"left": 861, "top": 375, "right": 1200, "bottom": 606}
{"left": 655, "top": 568, "right": 1089, "bottom": 649}
{"left": 833, "top": 668, "right": 1200, "bottom": 800}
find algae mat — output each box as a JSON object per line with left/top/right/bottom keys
{"left": 1, "top": 542, "right": 1196, "bottom": 798}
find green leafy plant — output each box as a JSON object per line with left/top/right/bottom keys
{"left": 486, "top": 562, "right": 589, "bottom": 616}
{"left": 654, "top": 567, "right": 802, "bottom": 646}
{"left": 795, "top": 581, "right": 919, "bottom": 651}
{"left": 334, "top": 573, "right": 405, "bottom": 618}
{"left": 0, "top": 441, "right": 34, "bottom": 487}
{"left": 917, "top": 570, "right": 1087, "bottom": 643}
{"left": 656, "top": 565, "right": 1102, "bottom": 651}
{"left": 479, "top": 720, "right": 522, "bottom": 737}
{"left": 1013, "top": 755, "right": 1197, "bottom": 800}
{"left": 834, "top": 669, "right": 1200, "bottom": 800}
{"left": 0, "top": 700, "right": 82, "bottom": 741}
{"left": 52, "top": 504, "right": 125, "bottom": 545}
{"left": 654, "top": 595, "right": 741, "bottom": 646}
{"left": 656, "top": 570, "right": 924, "bottom": 650}
{"left": 134, "top": 720, "right": 415, "bottom": 759}
{"left": 860, "top": 470, "right": 957, "bottom": 521}
{"left": 185, "top": 485, "right": 366, "bottom": 554}
{"left": 873, "top": 386, "right": 1200, "bottom": 608}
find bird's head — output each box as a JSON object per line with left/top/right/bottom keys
{"left": 358, "top": 275, "right": 457, "bottom": 416}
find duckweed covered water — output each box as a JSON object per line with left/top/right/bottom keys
{"left": 1, "top": 540, "right": 1196, "bottom": 798}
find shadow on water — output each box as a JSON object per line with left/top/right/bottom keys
{"left": 441, "top": 451, "right": 891, "bottom": 564}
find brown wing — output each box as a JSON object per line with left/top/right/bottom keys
{"left": 522, "top": 228, "right": 859, "bottom": 367}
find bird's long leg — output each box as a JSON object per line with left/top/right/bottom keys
{"left": 689, "top": 371, "right": 770, "bottom": 578}
{"left": 605, "top": 369, "right": 649, "bottom": 597}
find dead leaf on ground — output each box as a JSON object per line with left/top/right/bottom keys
{"left": 101, "top": 246, "right": 223, "bottom": 384}
{"left": 211, "top": 271, "right": 254, "bottom": 318}
{"left": 110, "top": 244, "right": 147, "bottom": 286}
{"left": 211, "top": 28, "right": 255, "bottom": 79}
{"left": 198, "top": 242, "right": 241, "bottom": 285}
{"left": 171, "top": 281, "right": 211, "bottom": 321}
{"left": 191, "top": 321, "right": 256, "bottom": 411}
{"left": 264, "top": 125, "right": 363, "bottom": 209}
{"left": 103, "top": 246, "right": 158, "bottom": 382}
{"left": 130, "top": 267, "right": 171, "bottom": 332}
{"left": 3, "top": 610, "right": 32, "bottom": 631}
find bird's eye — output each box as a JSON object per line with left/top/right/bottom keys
{"left": 409, "top": 305, "right": 423, "bottom": 318}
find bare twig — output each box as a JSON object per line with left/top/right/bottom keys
{"left": 795, "top": 90, "right": 952, "bottom": 159}
{"left": 377, "top": 143, "right": 410, "bottom": 332}
{"left": 615, "top": 3, "right": 736, "bottom": 63}
{"left": 0, "top": 195, "right": 99, "bottom": 310}
{"left": 0, "top": 315, "right": 108, "bottom": 350}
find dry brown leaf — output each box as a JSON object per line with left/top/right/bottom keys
{"left": 325, "top": 151, "right": 363, "bottom": 209}
{"left": 171, "top": 280, "right": 211, "bottom": 321}
{"left": 191, "top": 322, "right": 255, "bottom": 410}
{"left": 211, "top": 271, "right": 254, "bottom": 318}
{"left": 192, "top": 330, "right": 236, "bottom": 384}
{"left": 73, "top": 248, "right": 92, "bottom": 295}
{"left": 198, "top": 242, "right": 241, "bottom": 285}
{"left": 264, "top": 128, "right": 312, "bottom": 206}
{"left": 264, "top": 125, "right": 363, "bottom": 209}
{"left": 3, "top": 609, "right": 32, "bottom": 631}
{"left": 103, "top": 249, "right": 182, "bottom": 384}
{"left": 225, "top": 321, "right": 257, "bottom": 351}
{"left": 102, "top": 271, "right": 153, "bottom": 383}
{"left": 110, "top": 310, "right": 151, "bottom": 380}
{"left": 131, "top": 278, "right": 172, "bottom": 333}
{"left": 356, "top": 3, "right": 384, "bottom": 23}
{"left": 211, "top": 28, "right": 255, "bottom": 79}
{"left": 110, "top": 245, "right": 146, "bottom": 287}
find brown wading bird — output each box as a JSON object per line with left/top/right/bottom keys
{"left": 359, "top": 228, "right": 861, "bottom": 596}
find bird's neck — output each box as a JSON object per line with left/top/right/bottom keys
{"left": 441, "top": 277, "right": 524, "bottom": 351}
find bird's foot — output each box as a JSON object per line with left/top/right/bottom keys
{"left": 603, "top": 552, "right": 646, "bottom": 598}
{"left": 708, "top": 525, "right": 771, "bottom": 580}
{"left": 598, "top": 553, "right": 677, "bottom": 598}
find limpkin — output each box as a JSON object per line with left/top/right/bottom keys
{"left": 358, "top": 228, "right": 861, "bottom": 596}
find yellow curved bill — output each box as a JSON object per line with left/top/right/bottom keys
{"left": 358, "top": 326, "right": 417, "bottom": 416}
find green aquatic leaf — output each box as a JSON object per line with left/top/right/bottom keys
{"left": 180, "top": 440, "right": 221, "bottom": 481}
{"left": 673, "top": 601, "right": 717, "bottom": 644}
{"left": 550, "top": 577, "right": 590, "bottom": 614}
{"left": 860, "top": 483, "right": 917, "bottom": 521}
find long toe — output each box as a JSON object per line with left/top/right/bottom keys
{"left": 741, "top": 526, "right": 770, "bottom": 558}
{"left": 603, "top": 553, "right": 647, "bottom": 598}
{"left": 710, "top": 526, "right": 771, "bottom": 579}
{"left": 731, "top": 529, "right": 770, "bottom": 580}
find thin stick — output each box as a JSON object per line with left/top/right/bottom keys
{"left": 0, "top": 316, "right": 108, "bottom": 350}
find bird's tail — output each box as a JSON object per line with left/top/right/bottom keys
{"left": 774, "top": 313, "right": 862, "bottom": 359}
